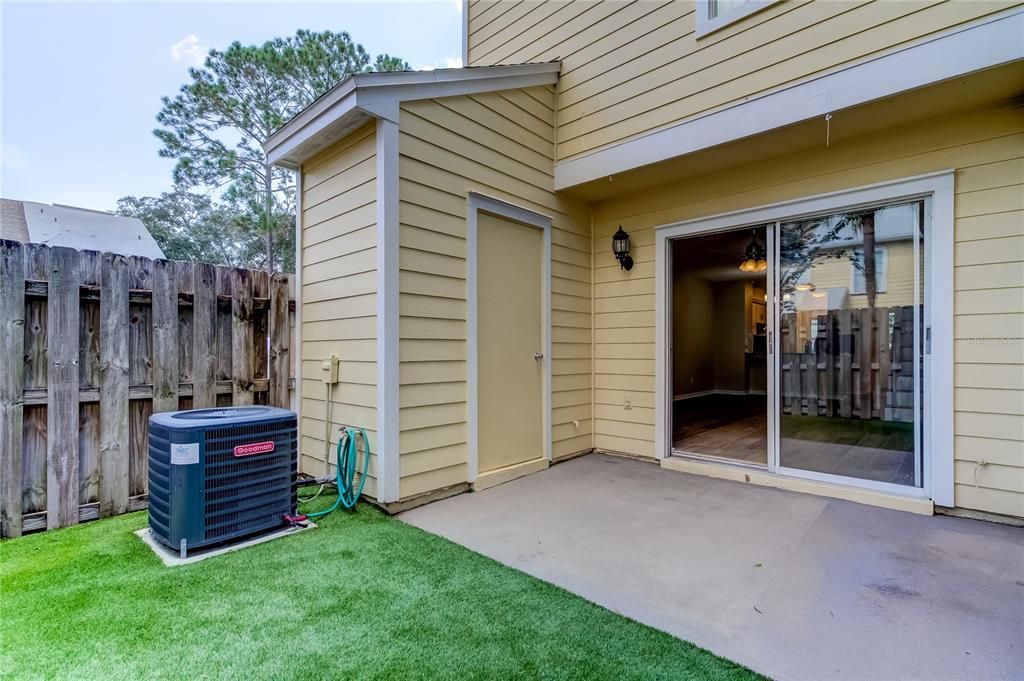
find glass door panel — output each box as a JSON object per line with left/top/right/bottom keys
{"left": 776, "top": 201, "right": 925, "bottom": 487}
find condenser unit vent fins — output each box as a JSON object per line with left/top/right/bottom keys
{"left": 147, "top": 406, "right": 297, "bottom": 555}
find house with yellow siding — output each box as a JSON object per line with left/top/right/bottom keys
{"left": 265, "top": 0, "right": 1024, "bottom": 520}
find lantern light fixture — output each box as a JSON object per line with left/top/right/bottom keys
{"left": 612, "top": 226, "right": 633, "bottom": 271}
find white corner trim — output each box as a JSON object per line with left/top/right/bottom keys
{"left": 461, "top": 0, "right": 469, "bottom": 66}
{"left": 375, "top": 118, "right": 400, "bottom": 503}
{"left": 695, "top": 0, "right": 781, "bottom": 38}
{"left": 655, "top": 171, "right": 955, "bottom": 506}
{"left": 654, "top": 222, "right": 670, "bottom": 461}
{"left": 554, "top": 8, "right": 1024, "bottom": 190}
{"left": 293, "top": 169, "right": 303, "bottom": 423}
{"left": 929, "top": 172, "right": 955, "bottom": 508}
{"left": 466, "top": 193, "right": 553, "bottom": 483}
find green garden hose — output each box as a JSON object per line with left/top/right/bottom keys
{"left": 303, "top": 427, "right": 370, "bottom": 517}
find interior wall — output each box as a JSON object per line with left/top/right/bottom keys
{"left": 711, "top": 281, "right": 748, "bottom": 394}
{"left": 672, "top": 273, "right": 714, "bottom": 397}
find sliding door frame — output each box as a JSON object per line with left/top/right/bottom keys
{"left": 654, "top": 171, "right": 954, "bottom": 506}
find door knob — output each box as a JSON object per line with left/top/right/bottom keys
{"left": 533, "top": 352, "right": 544, "bottom": 360}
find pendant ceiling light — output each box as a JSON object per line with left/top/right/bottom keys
{"left": 738, "top": 230, "right": 767, "bottom": 273}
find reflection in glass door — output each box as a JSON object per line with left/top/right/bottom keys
{"left": 775, "top": 201, "right": 926, "bottom": 488}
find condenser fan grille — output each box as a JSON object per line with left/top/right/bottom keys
{"left": 202, "top": 421, "right": 297, "bottom": 541}
{"left": 148, "top": 424, "right": 172, "bottom": 539}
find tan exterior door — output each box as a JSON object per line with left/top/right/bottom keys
{"left": 477, "top": 211, "right": 544, "bottom": 474}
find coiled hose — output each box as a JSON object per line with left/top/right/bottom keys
{"left": 303, "top": 427, "right": 370, "bottom": 518}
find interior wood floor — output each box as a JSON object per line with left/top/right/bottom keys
{"left": 673, "top": 394, "right": 768, "bottom": 465}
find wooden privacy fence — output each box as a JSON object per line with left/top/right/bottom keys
{"left": 780, "top": 305, "right": 916, "bottom": 423}
{"left": 0, "top": 240, "right": 295, "bottom": 538}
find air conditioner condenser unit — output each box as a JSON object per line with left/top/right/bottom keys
{"left": 147, "top": 406, "right": 297, "bottom": 557}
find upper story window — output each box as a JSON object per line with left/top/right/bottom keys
{"left": 851, "top": 247, "right": 889, "bottom": 295}
{"left": 696, "top": 0, "right": 780, "bottom": 37}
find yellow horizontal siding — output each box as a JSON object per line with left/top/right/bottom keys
{"left": 590, "top": 103, "right": 1024, "bottom": 516}
{"left": 396, "top": 87, "right": 593, "bottom": 499}
{"left": 467, "top": 0, "right": 1021, "bottom": 162}
{"left": 299, "top": 123, "right": 379, "bottom": 497}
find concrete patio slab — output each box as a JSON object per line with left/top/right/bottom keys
{"left": 399, "top": 454, "right": 1024, "bottom": 681}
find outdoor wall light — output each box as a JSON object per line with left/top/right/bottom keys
{"left": 612, "top": 226, "right": 633, "bottom": 271}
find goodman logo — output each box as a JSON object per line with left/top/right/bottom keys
{"left": 233, "top": 441, "right": 275, "bottom": 457}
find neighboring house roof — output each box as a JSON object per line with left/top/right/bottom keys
{"left": 263, "top": 62, "right": 561, "bottom": 169}
{"left": 0, "top": 198, "right": 166, "bottom": 258}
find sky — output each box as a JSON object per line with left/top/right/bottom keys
{"left": 0, "top": 0, "right": 462, "bottom": 211}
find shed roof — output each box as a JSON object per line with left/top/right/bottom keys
{"left": 263, "top": 62, "right": 560, "bottom": 169}
{"left": 0, "top": 198, "right": 166, "bottom": 258}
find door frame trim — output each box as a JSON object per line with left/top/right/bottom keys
{"left": 654, "top": 171, "right": 954, "bottom": 506}
{"left": 467, "top": 192, "right": 553, "bottom": 483}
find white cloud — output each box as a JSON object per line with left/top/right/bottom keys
{"left": 0, "top": 142, "right": 29, "bottom": 177}
{"left": 169, "top": 34, "right": 206, "bottom": 68}
{"left": 416, "top": 56, "right": 463, "bottom": 72}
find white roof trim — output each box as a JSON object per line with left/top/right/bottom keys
{"left": 554, "top": 8, "right": 1024, "bottom": 190}
{"left": 265, "top": 62, "right": 560, "bottom": 168}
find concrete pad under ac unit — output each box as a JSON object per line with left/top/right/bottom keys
{"left": 135, "top": 522, "right": 316, "bottom": 567}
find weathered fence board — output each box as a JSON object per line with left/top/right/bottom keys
{"left": 215, "top": 266, "right": 233, "bottom": 403}
{"left": 231, "top": 269, "right": 254, "bottom": 406}
{"left": 270, "top": 273, "right": 290, "bottom": 410}
{"left": 781, "top": 305, "right": 915, "bottom": 423}
{"left": 99, "top": 252, "right": 130, "bottom": 517}
{"left": 177, "top": 261, "right": 194, "bottom": 400}
{"left": 192, "top": 263, "right": 218, "bottom": 409}
{"left": 0, "top": 240, "right": 296, "bottom": 536}
{"left": 0, "top": 240, "right": 25, "bottom": 537}
{"left": 46, "top": 247, "right": 80, "bottom": 529}
{"left": 151, "top": 259, "right": 179, "bottom": 414}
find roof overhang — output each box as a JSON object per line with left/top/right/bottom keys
{"left": 264, "top": 62, "right": 561, "bottom": 169}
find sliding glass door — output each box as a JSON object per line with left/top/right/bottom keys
{"left": 771, "top": 201, "right": 927, "bottom": 489}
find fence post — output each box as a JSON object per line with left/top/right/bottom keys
{"left": 99, "top": 253, "right": 130, "bottom": 517}
{"left": 46, "top": 246, "right": 81, "bottom": 529}
{"left": 0, "top": 240, "right": 25, "bottom": 537}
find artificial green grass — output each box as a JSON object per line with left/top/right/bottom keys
{"left": 1, "top": 502, "right": 763, "bottom": 681}
{"left": 781, "top": 414, "right": 914, "bottom": 451}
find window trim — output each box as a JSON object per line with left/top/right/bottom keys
{"left": 695, "top": 0, "right": 781, "bottom": 38}
{"left": 850, "top": 245, "right": 889, "bottom": 295}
